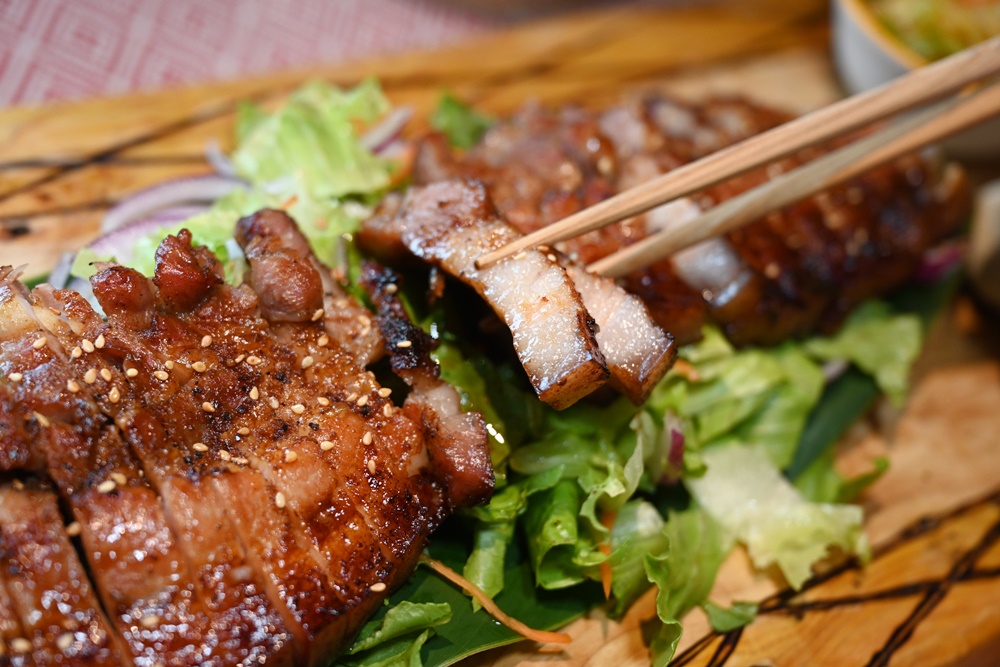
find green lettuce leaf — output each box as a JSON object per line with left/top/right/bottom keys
{"left": 431, "top": 93, "right": 494, "bottom": 149}
{"left": 687, "top": 444, "right": 869, "bottom": 590}
{"left": 644, "top": 508, "right": 729, "bottom": 667}
{"left": 702, "top": 601, "right": 758, "bottom": 633}
{"left": 795, "top": 448, "right": 889, "bottom": 504}
{"left": 804, "top": 300, "right": 922, "bottom": 406}
{"left": 608, "top": 500, "right": 668, "bottom": 617}
{"left": 338, "top": 601, "right": 451, "bottom": 667}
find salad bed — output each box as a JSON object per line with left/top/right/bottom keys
{"left": 67, "top": 81, "right": 954, "bottom": 667}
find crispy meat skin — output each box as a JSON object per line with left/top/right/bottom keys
{"left": 414, "top": 96, "right": 970, "bottom": 346}
{"left": 0, "top": 215, "right": 492, "bottom": 665}
{"left": 359, "top": 179, "right": 611, "bottom": 409}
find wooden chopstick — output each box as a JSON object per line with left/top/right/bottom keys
{"left": 474, "top": 35, "right": 1000, "bottom": 270}
{"left": 589, "top": 77, "right": 1000, "bottom": 278}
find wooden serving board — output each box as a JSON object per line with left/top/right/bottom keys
{"left": 2, "top": 1, "right": 999, "bottom": 665}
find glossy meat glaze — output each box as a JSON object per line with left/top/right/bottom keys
{"left": 0, "top": 210, "right": 493, "bottom": 666}
{"left": 414, "top": 95, "right": 970, "bottom": 346}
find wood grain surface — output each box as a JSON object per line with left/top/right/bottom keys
{"left": 1, "top": 0, "right": 999, "bottom": 665}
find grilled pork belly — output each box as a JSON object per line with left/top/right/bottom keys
{"left": 0, "top": 212, "right": 493, "bottom": 666}
{"left": 414, "top": 96, "right": 970, "bottom": 346}
{"left": 359, "top": 180, "right": 611, "bottom": 409}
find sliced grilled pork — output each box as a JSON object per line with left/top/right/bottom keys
{"left": 0, "top": 213, "right": 493, "bottom": 666}
{"left": 359, "top": 261, "right": 494, "bottom": 507}
{"left": 564, "top": 264, "right": 676, "bottom": 404}
{"left": 359, "top": 179, "right": 610, "bottom": 410}
{"left": 0, "top": 482, "right": 123, "bottom": 665}
{"left": 416, "top": 96, "right": 970, "bottom": 347}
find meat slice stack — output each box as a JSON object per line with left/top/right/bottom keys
{"left": 0, "top": 210, "right": 493, "bottom": 666}
{"left": 413, "top": 96, "right": 970, "bottom": 346}
{"left": 358, "top": 180, "right": 677, "bottom": 409}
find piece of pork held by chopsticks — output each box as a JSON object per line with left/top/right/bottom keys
{"left": 0, "top": 210, "right": 493, "bottom": 666}
{"left": 357, "top": 179, "right": 676, "bottom": 408}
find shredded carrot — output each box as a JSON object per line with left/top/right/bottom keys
{"left": 280, "top": 194, "right": 299, "bottom": 210}
{"left": 598, "top": 510, "right": 617, "bottom": 599}
{"left": 419, "top": 556, "right": 572, "bottom": 645}
{"left": 672, "top": 359, "right": 700, "bottom": 382}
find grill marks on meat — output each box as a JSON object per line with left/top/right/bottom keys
{"left": 359, "top": 261, "right": 494, "bottom": 508}
{"left": 360, "top": 180, "right": 611, "bottom": 410}
{"left": 0, "top": 216, "right": 492, "bottom": 665}
{"left": 414, "top": 96, "right": 970, "bottom": 347}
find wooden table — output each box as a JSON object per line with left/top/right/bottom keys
{"left": 2, "top": 1, "right": 999, "bottom": 664}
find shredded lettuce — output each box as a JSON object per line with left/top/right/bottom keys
{"left": 72, "top": 80, "right": 393, "bottom": 282}
{"left": 804, "top": 301, "right": 922, "bottom": 406}
{"left": 687, "top": 444, "right": 869, "bottom": 590}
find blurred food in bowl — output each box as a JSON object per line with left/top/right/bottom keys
{"left": 872, "top": 0, "right": 1000, "bottom": 61}
{"left": 832, "top": 0, "right": 1000, "bottom": 161}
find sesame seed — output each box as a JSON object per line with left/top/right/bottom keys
{"left": 547, "top": 253, "right": 558, "bottom": 262}
{"left": 219, "top": 451, "right": 232, "bottom": 461}
{"left": 367, "top": 459, "right": 376, "bottom": 474}
{"left": 66, "top": 379, "right": 81, "bottom": 393}
{"left": 284, "top": 450, "right": 298, "bottom": 463}
{"left": 246, "top": 355, "right": 262, "bottom": 366}
{"left": 8, "top": 372, "right": 23, "bottom": 383}
{"left": 377, "top": 387, "right": 392, "bottom": 398}
{"left": 94, "top": 334, "right": 106, "bottom": 349}
{"left": 201, "top": 335, "right": 213, "bottom": 348}
{"left": 201, "top": 401, "right": 216, "bottom": 413}
{"left": 269, "top": 397, "right": 280, "bottom": 409}
{"left": 65, "top": 522, "right": 82, "bottom": 537}
{"left": 110, "top": 472, "right": 127, "bottom": 486}
{"left": 153, "top": 370, "right": 169, "bottom": 381}
{"left": 233, "top": 457, "right": 248, "bottom": 465}
{"left": 109, "top": 386, "right": 121, "bottom": 404}
{"left": 83, "top": 368, "right": 97, "bottom": 384}
{"left": 291, "top": 404, "right": 305, "bottom": 415}
{"left": 140, "top": 615, "right": 160, "bottom": 629}
{"left": 81, "top": 339, "right": 95, "bottom": 353}
{"left": 513, "top": 251, "right": 527, "bottom": 261}
{"left": 237, "top": 427, "right": 250, "bottom": 436}
{"left": 335, "top": 298, "right": 349, "bottom": 309}
{"left": 12, "top": 480, "right": 23, "bottom": 490}
{"left": 100, "top": 368, "right": 112, "bottom": 382}
{"left": 384, "top": 283, "right": 398, "bottom": 295}
{"left": 192, "top": 361, "right": 207, "bottom": 373}
{"left": 56, "top": 632, "right": 73, "bottom": 651}
{"left": 96, "top": 479, "right": 116, "bottom": 494}
{"left": 33, "top": 337, "right": 47, "bottom": 350}
{"left": 356, "top": 395, "right": 369, "bottom": 407}
{"left": 370, "top": 582, "right": 387, "bottom": 593}
{"left": 234, "top": 354, "right": 246, "bottom": 364}
{"left": 320, "top": 440, "right": 335, "bottom": 451}
{"left": 383, "top": 404, "right": 393, "bottom": 418}
{"left": 10, "top": 638, "right": 32, "bottom": 653}
{"left": 311, "top": 308, "right": 325, "bottom": 322}
{"left": 317, "top": 334, "right": 330, "bottom": 347}
{"left": 358, "top": 315, "right": 371, "bottom": 327}
{"left": 126, "top": 368, "right": 138, "bottom": 378}
{"left": 362, "top": 432, "right": 373, "bottom": 446}
{"left": 346, "top": 392, "right": 358, "bottom": 403}
{"left": 275, "top": 492, "right": 286, "bottom": 509}
{"left": 301, "top": 356, "right": 314, "bottom": 369}
{"left": 34, "top": 412, "right": 50, "bottom": 428}
{"left": 70, "top": 346, "right": 83, "bottom": 359}
{"left": 192, "top": 442, "right": 208, "bottom": 452}
{"left": 395, "top": 340, "right": 412, "bottom": 349}
{"left": 317, "top": 397, "right": 330, "bottom": 407}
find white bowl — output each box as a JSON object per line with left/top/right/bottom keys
{"left": 832, "top": 0, "right": 1000, "bottom": 162}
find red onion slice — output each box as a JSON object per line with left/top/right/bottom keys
{"left": 361, "top": 107, "right": 413, "bottom": 154}
{"left": 101, "top": 175, "right": 247, "bottom": 234}
{"left": 916, "top": 240, "right": 967, "bottom": 284}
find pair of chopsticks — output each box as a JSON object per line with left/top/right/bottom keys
{"left": 475, "top": 36, "right": 1000, "bottom": 278}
